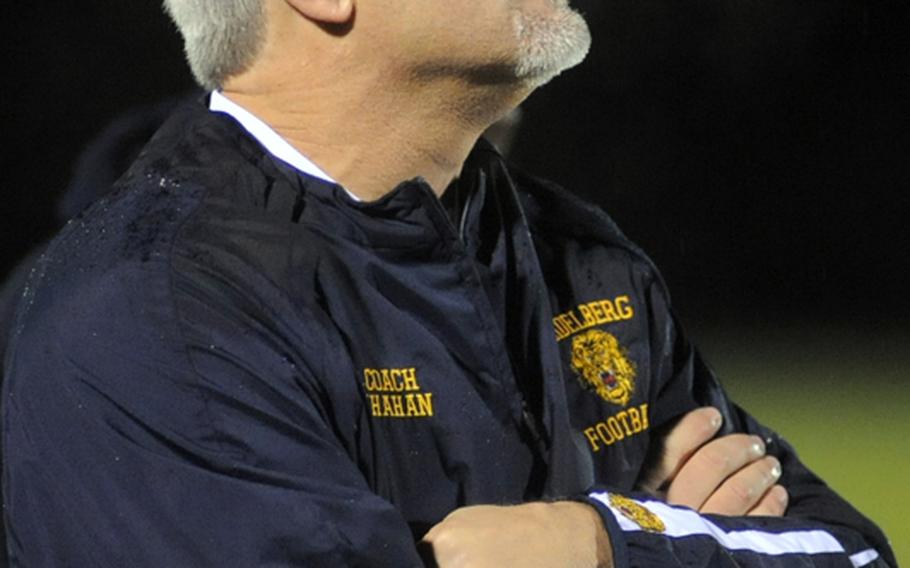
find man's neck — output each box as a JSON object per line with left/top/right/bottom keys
{"left": 222, "top": 46, "right": 528, "bottom": 202}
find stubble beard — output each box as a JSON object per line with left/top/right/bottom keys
{"left": 512, "top": 3, "right": 592, "bottom": 85}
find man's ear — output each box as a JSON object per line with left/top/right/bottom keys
{"left": 285, "top": 0, "right": 354, "bottom": 25}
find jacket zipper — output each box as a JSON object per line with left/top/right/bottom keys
{"left": 416, "top": 178, "right": 549, "bottom": 456}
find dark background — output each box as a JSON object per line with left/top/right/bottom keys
{"left": 2, "top": 0, "right": 909, "bottom": 330}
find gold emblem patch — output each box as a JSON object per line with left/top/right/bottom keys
{"left": 570, "top": 329, "right": 636, "bottom": 406}
{"left": 608, "top": 494, "right": 666, "bottom": 533}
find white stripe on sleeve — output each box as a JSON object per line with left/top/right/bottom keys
{"left": 849, "top": 548, "right": 880, "bottom": 567}
{"left": 589, "top": 492, "right": 849, "bottom": 559}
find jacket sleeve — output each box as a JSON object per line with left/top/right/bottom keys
{"left": 585, "top": 268, "right": 895, "bottom": 568}
{"left": 1, "top": 262, "right": 423, "bottom": 567}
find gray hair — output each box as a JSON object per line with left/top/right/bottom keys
{"left": 163, "top": 0, "right": 266, "bottom": 90}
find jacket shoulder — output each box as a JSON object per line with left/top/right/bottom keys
{"left": 510, "top": 165, "right": 663, "bottom": 281}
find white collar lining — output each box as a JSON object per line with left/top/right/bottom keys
{"left": 209, "top": 91, "right": 360, "bottom": 202}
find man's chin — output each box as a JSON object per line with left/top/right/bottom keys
{"left": 513, "top": 9, "right": 592, "bottom": 85}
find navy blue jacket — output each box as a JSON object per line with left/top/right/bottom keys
{"left": 2, "top": 99, "right": 894, "bottom": 566}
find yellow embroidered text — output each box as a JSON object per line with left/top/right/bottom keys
{"left": 582, "top": 403, "right": 649, "bottom": 452}
{"left": 553, "top": 295, "right": 634, "bottom": 342}
{"left": 363, "top": 367, "right": 434, "bottom": 418}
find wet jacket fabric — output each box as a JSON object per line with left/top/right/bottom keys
{"left": 2, "top": 99, "right": 894, "bottom": 567}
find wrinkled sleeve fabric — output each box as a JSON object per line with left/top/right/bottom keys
{"left": 2, "top": 254, "right": 422, "bottom": 567}
{"left": 586, "top": 267, "right": 895, "bottom": 568}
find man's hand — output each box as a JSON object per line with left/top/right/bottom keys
{"left": 638, "top": 407, "right": 789, "bottom": 516}
{"left": 420, "top": 502, "right": 612, "bottom": 568}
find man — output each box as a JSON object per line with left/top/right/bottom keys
{"left": 1, "top": 0, "right": 893, "bottom": 566}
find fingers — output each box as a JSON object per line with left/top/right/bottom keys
{"left": 638, "top": 407, "right": 723, "bottom": 494}
{"left": 699, "top": 456, "right": 783, "bottom": 515}
{"left": 665, "top": 433, "right": 766, "bottom": 510}
{"left": 636, "top": 406, "right": 789, "bottom": 519}
{"left": 747, "top": 484, "right": 790, "bottom": 517}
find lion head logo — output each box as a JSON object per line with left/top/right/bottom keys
{"left": 570, "top": 329, "right": 636, "bottom": 406}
